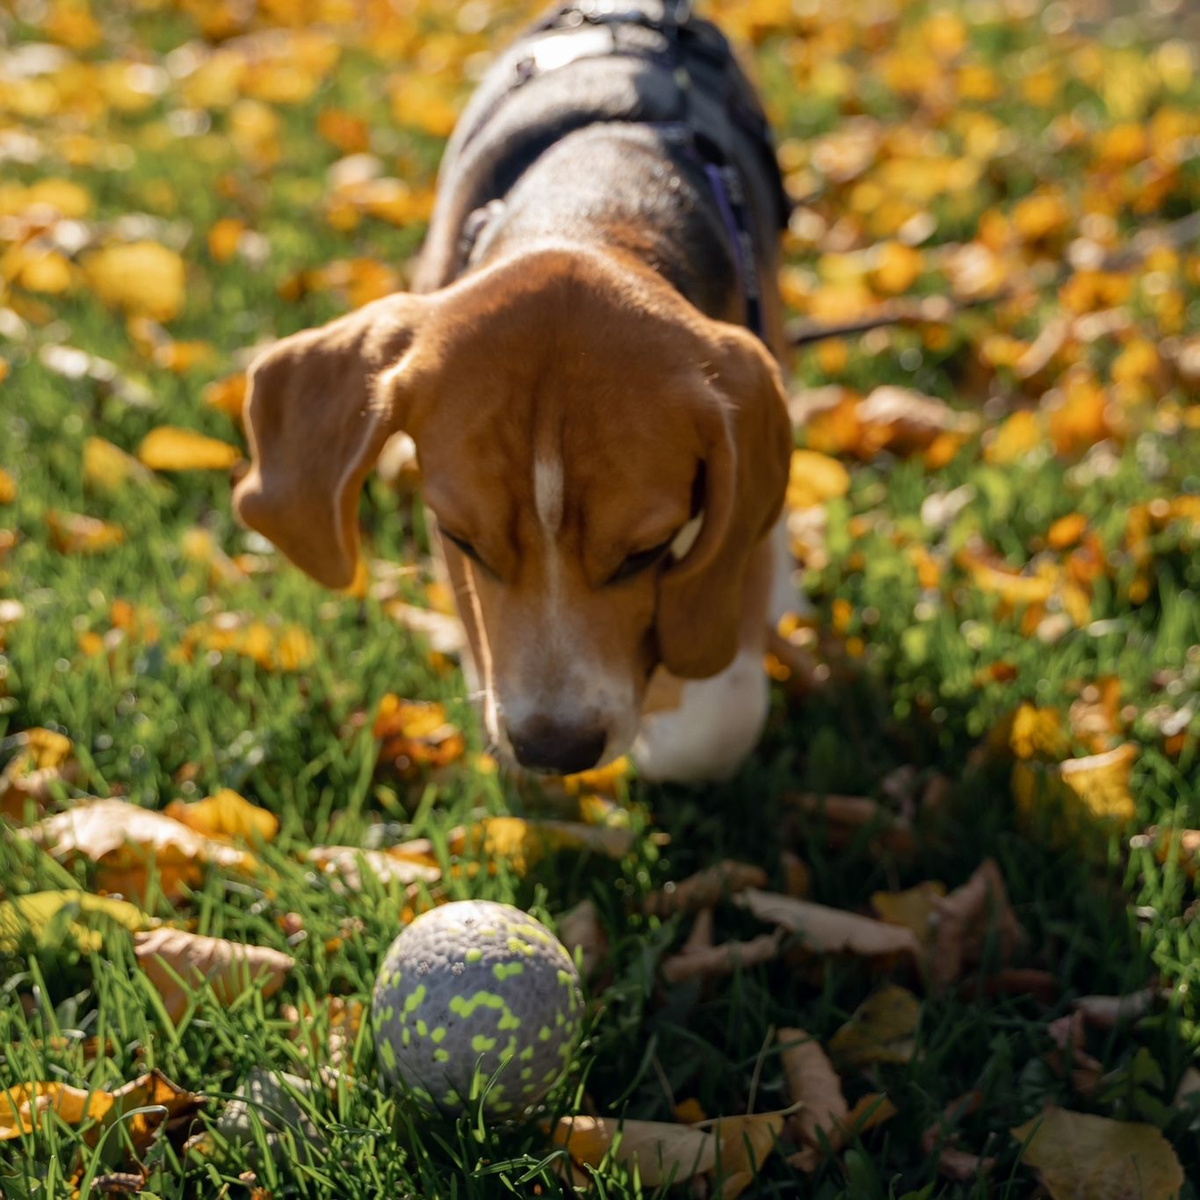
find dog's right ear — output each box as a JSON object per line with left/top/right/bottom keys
{"left": 234, "top": 293, "right": 431, "bottom": 589}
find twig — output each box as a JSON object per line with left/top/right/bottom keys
{"left": 784, "top": 212, "right": 1200, "bottom": 347}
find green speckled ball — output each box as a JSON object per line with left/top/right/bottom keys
{"left": 371, "top": 900, "right": 582, "bottom": 1114}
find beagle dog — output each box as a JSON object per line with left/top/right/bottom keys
{"left": 234, "top": 0, "right": 796, "bottom": 783}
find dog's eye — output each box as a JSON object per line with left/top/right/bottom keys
{"left": 607, "top": 538, "right": 674, "bottom": 585}
{"left": 444, "top": 531, "right": 484, "bottom": 566}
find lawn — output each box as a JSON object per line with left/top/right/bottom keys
{"left": 1, "top": 0, "right": 1199, "bottom": 1196}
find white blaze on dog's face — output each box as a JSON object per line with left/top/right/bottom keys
{"left": 233, "top": 249, "right": 791, "bottom": 777}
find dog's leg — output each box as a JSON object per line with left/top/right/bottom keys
{"left": 633, "top": 519, "right": 799, "bottom": 783}
{"left": 632, "top": 648, "right": 770, "bottom": 783}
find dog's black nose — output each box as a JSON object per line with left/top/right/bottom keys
{"left": 509, "top": 719, "right": 606, "bottom": 775}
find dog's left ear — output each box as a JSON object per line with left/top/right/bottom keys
{"left": 656, "top": 324, "right": 791, "bottom": 678}
{"left": 234, "top": 293, "right": 431, "bottom": 589}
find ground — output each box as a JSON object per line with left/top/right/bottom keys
{"left": 1, "top": 0, "right": 1199, "bottom": 1197}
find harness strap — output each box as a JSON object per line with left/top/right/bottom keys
{"left": 457, "top": 0, "right": 778, "bottom": 342}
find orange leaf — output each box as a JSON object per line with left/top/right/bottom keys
{"left": 138, "top": 427, "right": 242, "bottom": 472}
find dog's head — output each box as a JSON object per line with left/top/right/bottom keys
{"left": 235, "top": 248, "right": 789, "bottom": 773}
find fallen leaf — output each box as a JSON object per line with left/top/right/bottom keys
{"left": 135, "top": 927, "right": 294, "bottom": 1023}
{"left": 786, "top": 449, "right": 851, "bottom": 510}
{"left": 22, "top": 797, "right": 256, "bottom": 900}
{"left": 929, "top": 859, "right": 1025, "bottom": 991}
{"left": 778, "top": 1027, "right": 848, "bottom": 1151}
{"left": 921, "top": 1091, "right": 994, "bottom": 1182}
{"left": 709, "top": 1109, "right": 788, "bottom": 1199}
{"left": 382, "top": 601, "right": 467, "bottom": 656}
{"left": 454, "top": 816, "right": 637, "bottom": 873}
{"left": 661, "top": 930, "right": 782, "bottom": 984}
{"left": 305, "top": 844, "right": 441, "bottom": 891}
{"left": 0, "top": 727, "right": 80, "bottom": 819}
{"left": 551, "top": 1115, "right": 718, "bottom": 1185}
{"left": 0, "top": 1069, "right": 200, "bottom": 1149}
{"left": 138, "top": 427, "right": 242, "bottom": 472}
{"left": 0, "top": 1082, "right": 112, "bottom": 1141}
{"left": 829, "top": 985, "right": 922, "bottom": 1066}
{"left": 83, "top": 437, "right": 161, "bottom": 493}
{"left": 164, "top": 789, "right": 279, "bottom": 844}
{"left": 82, "top": 241, "right": 186, "bottom": 322}
{"left": 870, "top": 881, "right": 946, "bottom": 946}
{"left": 644, "top": 860, "right": 768, "bottom": 917}
{"left": 372, "top": 695, "right": 466, "bottom": 776}
{"left": 1012, "top": 1107, "right": 1184, "bottom": 1199}
{"left": 46, "top": 511, "right": 125, "bottom": 554}
{"left": 782, "top": 792, "right": 915, "bottom": 857}
{"left": 1173, "top": 1067, "right": 1200, "bottom": 1110}
{"left": 1013, "top": 742, "right": 1139, "bottom": 845}
{"left": 736, "top": 888, "right": 922, "bottom": 962}
{"left": 0, "top": 468, "right": 16, "bottom": 504}
{"left": 1072, "top": 986, "right": 1170, "bottom": 1029}
{"left": 0, "top": 889, "right": 156, "bottom": 955}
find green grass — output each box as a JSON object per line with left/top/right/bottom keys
{"left": 2, "top": 0, "right": 1200, "bottom": 1196}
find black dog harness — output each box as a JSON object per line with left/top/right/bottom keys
{"left": 454, "top": 0, "right": 790, "bottom": 343}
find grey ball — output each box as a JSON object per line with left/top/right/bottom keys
{"left": 372, "top": 900, "right": 582, "bottom": 1114}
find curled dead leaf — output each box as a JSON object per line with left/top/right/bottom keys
{"left": 556, "top": 898, "right": 609, "bottom": 979}
{"left": 135, "top": 927, "right": 294, "bottom": 1023}
{"left": 661, "top": 930, "right": 782, "bottom": 984}
{"left": 736, "top": 888, "right": 922, "bottom": 962}
{"left": 778, "top": 1027, "right": 847, "bottom": 1152}
{"left": 644, "top": 860, "right": 768, "bottom": 918}
{"left": 551, "top": 1114, "right": 718, "bottom": 1186}
{"left": 929, "top": 859, "right": 1025, "bottom": 992}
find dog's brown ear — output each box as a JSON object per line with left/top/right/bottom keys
{"left": 234, "top": 293, "right": 430, "bottom": 589}
{"left": 656, "top": 324, "right": 791, "bottom": 678}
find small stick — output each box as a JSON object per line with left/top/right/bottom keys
{"left": 784, "top": 212, "right": 1200, "bottom": 347}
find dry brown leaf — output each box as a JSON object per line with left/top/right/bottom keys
{"left": 1012, "top": 1107, "right": 1184, "bottom": 1199}
{"left": 661, "top": 931, "right": 782, "bottom": 984}
{"left": 921, "top": 1091, "right": 994, "bottom": 1182}
{"left": 829, "top": 985, "right": 922, "bottom": 1066}
{"left": 782, "top": 792, "right": 915, "bottom": 857}
{"left": 556, "top": 898, "right": 609, "bottom": 979}
{"left": 135, "top": 927, "right": 294, "bottom": 1023}
{"left": 929, "top": 859, "right": 1025, "bottom": 992}
{"left": 164, "top": 789, "right": 279, "bottom": 844}
{"left": 736, "top": 888, "right": 922, "bottom": 962}
{"left": 1046, "top": 1012, "right": 1104, "bottom": 1095}
{"left": 1173, "top": 1067, "right": 1200, "bottom": 1109}
{"left": 644, "top": 860, "right": 768, "bottom": 918}
{"left": 22, "top": 797, "right": 255, "bottom": 900}
{"left": 778, "top": 1027, "right": 847, "bottom": 1150}
{"left": 306, "top": 844, "right": 441, "bottom": 891}
{"left": 1072, "top": 986, "right": 1170, "bottom": 1029}
{"left": 551, "top": 1115, "right": 718, "bottom": 1185}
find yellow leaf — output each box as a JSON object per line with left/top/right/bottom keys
{"left": 21, "top": 796, "right": 256, "bottom": 901}
{"left": 203, "top": 373, "right": 248, "bottom": 422}
{"left": 829, "top": 985, "right": 922, "bottom": 1066}
{"left": 984, "top": 410, "right": 1044, "bottom": 465}
{"left": 1047, "top": 513, "right": 1088, "bottom": 549}
{"left": 0, "top": 890, "right": 156, "bottom": 955}
{"left": 1013, "top": 743, "right": 1139, "bottom": 844}
{"left": 207, "top": 217, "right": 246, "bottom": 263}
{"left": 135, "top": 927, "right": 294, "bottom": 1023}
{"left": 709, "top": 1109, "right": 788, "bottom": 1199}
{"left": 388, "top": 74, "right": 461, "bottom": 138}
{"left": 0, "top": 1082, "right": 112, "bottom": 1140}
{"left": 0, "top": 468, "right": 16, "bottom": 505}
{"left": 82, "top": 241, "right": 187, "bottom": 322}
{"left": 1009, "top": 703, "right": 1071, "bottom": 761}
{"left": 870, "top": 881, "right": 946, "bottom": 946}
{"left": 551, "top": 1115, "right": 718, "bottom": 1185}
{"left": 46, "top": 511, "right": 125, "bottom": 554}
{"left": 83, "top": 436, "right": 159, "bottom": 493}
{"left": 871, "top": 241, "right": 923, "bottom": 295}
{"left": 787, "top": 449, "right": 851, "bottom": 510}
{"left": 138, "top": 427, "right": 242, "bottom": 472}
{"left": 1012, "top": 1107, "right": 1183, "bottom": 1199}
{"left": 165, "top": 788, "right": 279, "bottom": 844}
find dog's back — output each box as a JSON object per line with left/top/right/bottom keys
{"left": 415, "top": 0, "right": 789, "bottom": 350}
